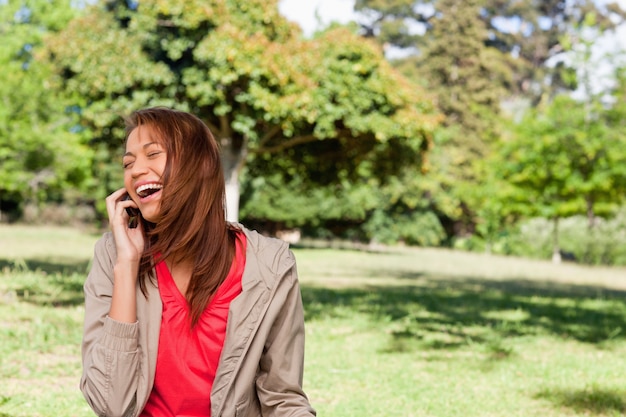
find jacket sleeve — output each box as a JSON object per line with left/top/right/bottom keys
{"left": 80, "top": 234, "right": 141, "bottom": 417}
{"left": 256, "top": 250, "right": 316, "bottom": 417}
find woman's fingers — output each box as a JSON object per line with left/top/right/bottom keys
{"left": 106, "top": 188, "right": 129, "bottom": 224}
{"left": 106, "top": 189, "right": 139, "bottom": 225}
{"left": 105, "top": 188, "right": 144, "bottom": 261}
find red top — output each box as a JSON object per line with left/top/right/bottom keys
{"left": 140, "top": 232, "right": 246, "bottom": 417}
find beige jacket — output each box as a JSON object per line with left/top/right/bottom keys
{"left": 81, "top": 226, "right": 316, "bottom": 417}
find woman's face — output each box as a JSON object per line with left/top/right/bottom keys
{"left": 123, "top": 124, "right": 167, "bottom": 223}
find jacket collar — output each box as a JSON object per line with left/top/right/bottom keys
{"left": 236, "top": 224, "right": 295, "bottom": 291}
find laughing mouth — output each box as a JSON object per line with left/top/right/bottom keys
{"left": 136, "top": 183, "right": 163, "bottom": 198}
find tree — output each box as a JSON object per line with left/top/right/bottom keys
{"left": 354, "top": 0, "right": 512, "bottom": 237}
{"left": 414, "top": 0, "right": 511, "bottom": 235}
{"left": 0, "top": 0, "right": 90, "bottom": 219}
{"left": 354, "top": 0, "right": 626, "bottom": 240}
{"left": 44, "top": 0, "right": 440, "bottom": 221}
{"left": 355, "top": 0, "right": 428, "bottom": 48}
{"left": 356, "top": 0, "right": 626, "bottom": 103}
{"left": 482, "top": 0, "right": 626, "bottom": 103}
{"left": 495, "top": 95, "right": 626, "bottom": 261}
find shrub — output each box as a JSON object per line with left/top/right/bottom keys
{"left": 364, "top": 209, "right": 446, "bottom": 246}
{"left": 475, "top": 209, "right": 626, "bottom": 266}
{"left": 22, "top": 203, "right": 96, "bottom": 226}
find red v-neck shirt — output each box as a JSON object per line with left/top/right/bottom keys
{"left": 140, "top": 232, "right": 246, "bottom": 417}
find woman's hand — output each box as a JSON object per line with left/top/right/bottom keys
{"left": 106, "top": 188, "right": 143, "bottom": 323}
{"left": 106, "top": 188, "right": 144, "bottom": 264}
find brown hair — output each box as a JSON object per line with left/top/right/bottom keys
{"left": 125, "top": 107, "right": 236, "bottom": 327}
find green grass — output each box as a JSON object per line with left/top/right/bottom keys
{"left": 1, "top": 225, "right": 626, "bottom": 416}
{"left": 293, "top": 247, "right": 626, "bottom": 416}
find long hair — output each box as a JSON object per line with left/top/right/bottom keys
{"left": 125, "top": 107, "right": 236, "bottom": 327}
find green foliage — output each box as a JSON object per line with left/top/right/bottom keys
{"left": 355, "top": 0, "right": 422, "bottom": 48}
{"left": 360, "top": 167, "right": 446, "bottom": 245}
{"left": 484, "top": 0, "right": 624, "bottom": 101}
{"left": 475, "top": 91, "right": 626, "bottom": 259}
{"left": 454, "top": 206, "right": 626, "bottom": 266}
{"left": 418, "top": 0, "right": 510, "bottom": 197}
{"left": 353, "top": 0, "right": 626, "bottom": 242}
{"left": 43, "top": 0, "right": 439, "bottom": 221}
{"left": 4, "top": 0, "right": 626, "bottom": 255}
{"left": 241, "top": 163, "right": 446, "bottom": 245}
{"left": 240, "top": 172, "right": 377, "bottom": 229}
{"left": 0, "top": 0, "right": 92, "bottom": 216}
{"left": 498, "top": 95, "right": 626, "bottom": 221}
{"left": 363, "top": 208, "right": 445, "bottom": 246}
{"left": 358, "top": 0, "right": 512, "bottom": 237}
{"left": 498, "top": 211, "right": 626, "bottom": 266}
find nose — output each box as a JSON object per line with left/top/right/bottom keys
{"left": 130, "top": 156, "right": 149, "bottom": 178}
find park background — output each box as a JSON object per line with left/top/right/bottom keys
{"left": 1, "top": 0, "right": 626, "bottom": 415}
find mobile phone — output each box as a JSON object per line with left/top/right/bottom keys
{"left": 123, "top": 194, "right": 140, "bottom": 228}
{"left": 123, "top": 194, "right": 139, "bottom": 217}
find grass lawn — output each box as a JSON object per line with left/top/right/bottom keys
{"left": 1, "top": 224, "right": 625, "bottom": 416}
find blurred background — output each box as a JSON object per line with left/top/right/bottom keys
{"left": 2, "top": 0, "right": 626, "bottom": 265}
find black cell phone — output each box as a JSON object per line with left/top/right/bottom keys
{"left": 123, "top": 194, "right": 140, "bottom": 228}
{"left": 123, "top": 194, "right": 140, "bottom": 217}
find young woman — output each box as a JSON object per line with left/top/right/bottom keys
{"left": 81, "top": 107, "right": 316, "bottom": 417}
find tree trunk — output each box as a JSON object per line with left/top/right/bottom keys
{"left": 551, "top": 217, "right": 561, "bottom": 264}
{"left": 586, "top": 196, "right": 595, "bottom": 230}
{"left": 220, "top": 139, "right": 246, "bottom": 223}
{"left": 224, "top": 178, "right": 240, "bottom": 223}
{"left": 584, "top": 196, "right": 596, "bottom": 263}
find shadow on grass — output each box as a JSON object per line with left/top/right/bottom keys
{"left": 535, "top": 386, "right": 626, "bottom": 415}
{"left": 0, "top": 257, "right": 89, "bottom": 307}
{"left": 5, "top": 253, "right": 626, "bottom": 346}
{"left": 301, "top": 275, "right": 626, "bottom": 348}
{"left": 0, "top": 257, "right": 90, "bottom": 276}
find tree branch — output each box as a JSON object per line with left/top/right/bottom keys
{"left": 253, "top": 129, "right": 354, "bottom": 155}
{"left": 257, "top": 124, "right": 283, "bottom": 148}
{"left": 204, "top": 120, "right": 221, "bottom": 136}
{"left": 219, "top": 114, "right": 231, "bottom": 138}
{"left": 253, "top": 134, "right": 320, "bottom": 154}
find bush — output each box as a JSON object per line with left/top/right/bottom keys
{"left": 364, "top": 209, "right": 446, "bottom": 246}
{"left": 22, "top": 203, "right": 96, "bottom": 226}
{"left": 472, "top": 209, "right": 626, "bottom": 266}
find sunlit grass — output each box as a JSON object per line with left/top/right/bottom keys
{"left": 1, "top": 226, "right": 625, "bottom": 416}
{"left": 0, "top": 224, "right": 99, "bottom": 270}
{"left": 0, "top": 288, "right": 89, "bottom": 416}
